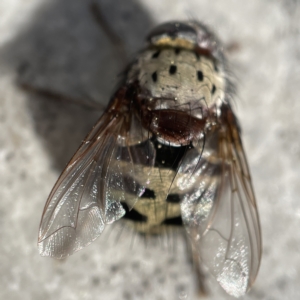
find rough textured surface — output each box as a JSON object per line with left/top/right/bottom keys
{"left": 1, "top": 0, "right": 300, "bottom": 299}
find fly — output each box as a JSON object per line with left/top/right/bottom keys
{"left": 38, "top": 20, "right": 262, "bottom": 297}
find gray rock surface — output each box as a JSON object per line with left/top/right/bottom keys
{"left": 1, "top": 0, "right": 300, "bottom": 299}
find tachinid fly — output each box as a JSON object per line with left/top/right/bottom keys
{"left": 38, "top": 21, "right": 262, "bottom": 297}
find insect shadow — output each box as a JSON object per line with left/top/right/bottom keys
{"left": 2, "top": 0, "right": 154, "bottom": 171}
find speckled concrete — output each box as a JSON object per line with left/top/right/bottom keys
{"left": 1, "top": 1, "right": 300, "bottom": 299}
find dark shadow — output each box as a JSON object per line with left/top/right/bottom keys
{"left": 0, "top": 0, "right": 154, "bottom": 171}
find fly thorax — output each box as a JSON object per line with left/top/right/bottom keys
{"left": 127, "top": 47, "right": 226, "bottom": 118}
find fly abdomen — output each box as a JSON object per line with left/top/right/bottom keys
{"left": 120, "top": 202, "right": 147, "bottom": 223}
{"left": 119, "top": 138, "right": 189, "bottom": 234}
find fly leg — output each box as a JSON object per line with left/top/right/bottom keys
{"left": 17, "top": 62, "right": 104, "bottom": 111}
{"left": 184, "top": 234, "right": 207, "bottom": 297}
{"left": 191, "top": 243, "right": 208, "bottom": 297}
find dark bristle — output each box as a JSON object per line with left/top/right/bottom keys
{"left": 211, "top": 84, "right": 216, "bottom": 94}
{"left": 169, "top": 65, "right": 177, "bottom": 75}
{"left": 175, "top": 48, "right": 180, "bottom": 54}
{"left": 152, "top": 51, "right": 160, "bottom": 58}
{"left": 214, "top": 62, "right": 218, "bottom": 72}
{"left": 152, "top": 71, "right": 157, "bottom": 82}
{"left": 197, "top": 71, "right": 203, "bottom": 81}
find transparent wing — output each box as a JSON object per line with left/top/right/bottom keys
{"left": 181, "top": 107, "right": 262, "bottom": 297}
{"left": 38, "top": 98, "right": 155, "bottom": 258}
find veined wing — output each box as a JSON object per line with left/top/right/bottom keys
{"left": 181, "top": 105, "right": 262, "bottom": 297}
{"left": 38, "top": 93, "right": 155, "bottom": 258}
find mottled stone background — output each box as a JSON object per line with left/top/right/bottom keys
{"left": 1, "top": 0, "right": 300, "bottom": 299}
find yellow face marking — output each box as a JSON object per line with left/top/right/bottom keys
{"left": 152, "top": 37, "right": 195, "bottom": 50}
